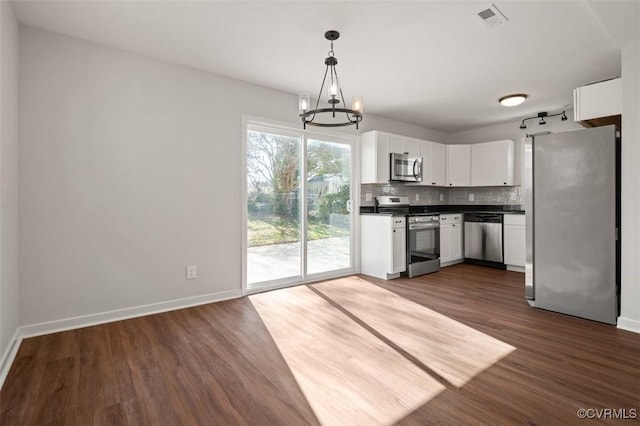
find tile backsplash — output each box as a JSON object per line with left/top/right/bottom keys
{"left": 448, "top": 186, "right": 523, "bottom": 205}
{"left": 361, "top": 183, "right": 523, "bottom": 207}
{"left": 361, "top": 184, "right": 448, "bottom": 206}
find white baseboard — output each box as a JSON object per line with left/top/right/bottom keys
{"left": 617, "top": 316, "right": 640, "bottom": 334}
{"left": 441, "top": 259, "right": 464, "bottom": 268}
{"left": 506, "top": 265, "right": 525, "bottom": 273}
{"left": 1, "top": 289, "right": 242, "bottom": 390}
{"left": 0, "top": 328, "right": 23, "bottom": 390}
{"left": 20, "top": 289, "right": 242, "bottom": 338}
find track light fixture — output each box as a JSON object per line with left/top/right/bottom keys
{"left": 519, "top": 110, "right": 567, "bottom": 129}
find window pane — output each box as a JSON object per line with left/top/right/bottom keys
{"left": 246, "top": 130, "right": 302, "bottom": 286}
{"left": 306, "top": 139, "right": 352, "bottom": 275}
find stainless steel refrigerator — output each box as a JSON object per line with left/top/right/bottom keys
{"left": 525, "top": 125, "right": 620, "bottom": 325}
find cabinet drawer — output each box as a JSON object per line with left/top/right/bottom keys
{"left": 440, "top": 213, "right": 462, "bottom": 224}
{"left": 504, "top": 214, "right": 525, "bottom": 226}
{"left": 392, "top": 216, "right": 406, "bottom": 228}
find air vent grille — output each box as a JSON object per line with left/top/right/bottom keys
{"left": 477, "top": 4, "right": 508, "bottom": 28}
{"left": 478, "top": 9, "right": 496, "bottom": 20}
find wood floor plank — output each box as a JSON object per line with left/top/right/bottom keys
{"left": 1, "top": 264, "right": 638, "bottom": 425}
{"left": 250, "top": 285, "right": 446, "bottom": 426}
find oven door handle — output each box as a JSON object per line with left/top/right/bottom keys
{"left": 409, "top": 223, "right": 440, "bottom": 230}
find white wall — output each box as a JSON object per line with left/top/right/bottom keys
{"left": 619, "top": 40, "right": 640, "bottom": 332}
{"left": 18, "top": 26, "right": 446, "bottom": 329}
{"left": 0, "top": 1, "right": 20, "bottom": 369}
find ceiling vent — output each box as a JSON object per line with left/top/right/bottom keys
{"left": 476, "top": 4, "right": 509, "bottom": 28}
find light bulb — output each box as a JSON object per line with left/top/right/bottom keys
{"left": 298, "top": 94, "right": 310, "bottom": 115}
{"left": 352, "top": 95, "right": 363, "bottom": 113}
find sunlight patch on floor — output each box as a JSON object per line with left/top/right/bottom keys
{"left": 314, "top": 276, "right": 516, "bottom": 387}
{"left": 250, "top": 285, "right": 445, "bottom": 426}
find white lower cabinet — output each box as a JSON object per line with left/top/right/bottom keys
{"left": 439, "top": 214, "right": 463, "bottom": 266}
{"left": 361, "top": 215, "right": 406, "bottom": 279}
{"left": 504, "top": 214, "right": 525, "bottom": 272}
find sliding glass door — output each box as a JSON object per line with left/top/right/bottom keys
{"left": 245, "top": 122, "right": 355, "bottom": 292}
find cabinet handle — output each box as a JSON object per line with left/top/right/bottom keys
{"left": 504, "top": 182, "right": 507, "bottom": 185}
{"left": 453, "top": 224, "right": 456, "bottom": 227}
{"left": 432, "top": 182, "right": 436, "bottom": 185}
{"left": 449, "top": 183, "right": 453, "bottom": 186}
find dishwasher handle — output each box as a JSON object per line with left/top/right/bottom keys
{"left": 464, "top": 213, "right": 503, "bottom": 223}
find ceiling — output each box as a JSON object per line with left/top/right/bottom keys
{"left": 11, "top": 1, "right": 637, "bottom": 132}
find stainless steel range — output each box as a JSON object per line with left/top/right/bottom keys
{"left": 375, "top": 196, "right": 441, "bottom": 278}
{"left": 406, "top": 214, "right": 441, "bottom": 277}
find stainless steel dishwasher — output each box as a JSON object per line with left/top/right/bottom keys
{"left": 464, "top": 213, "right": 504, "bottom": 264}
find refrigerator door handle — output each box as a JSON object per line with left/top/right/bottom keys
{"left": 524, "top": 136, "right": 535, "bottom": 301}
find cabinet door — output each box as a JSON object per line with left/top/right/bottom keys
{"left": 416, "top": 140, "right": 433, "bottom": 186}
{"left": 504, "top": 224, "right": 525, "bottom": 266}
{"left": 446, "top": 145, "right": 471, "bottom": 186}
{"left": 439, "top": 224, "right": 452, "bottom": 263}
{"left": 390, "top": 134, "right": 419, "bottom": 157}
{"left": 361, "top": 131, "right": 390, "bottom": 184}
{"left": 431, "top": 143, "right": 446, "bottom": 186}
{"left": 450, "top": 223, "right": 463, "bottom": 260}
{"left": 471, "top": 140, "right": 514, "bottom": 186}
{"left": 392, "top": 227, "right": 406, "bottom": 273}
{"left": 574, "top": 78, "right": 622, "bottom": 122}
{"left": 418, "top": 141, "right": 445, "bottom": 186}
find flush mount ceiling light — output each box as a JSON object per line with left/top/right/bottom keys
{"left": 499, "top": 94, "right": 528, "bottom": 107}
{"left": 298, "top": 30, "right": 363, "bottom": 129}
{"left": 519, "top": 110, "right": 568, "bottom": 129}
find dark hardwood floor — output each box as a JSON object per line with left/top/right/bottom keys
{"left": 1, "top": 264, "right": 639, "bottom": 425}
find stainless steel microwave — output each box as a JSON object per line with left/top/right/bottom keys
{"left": 390, "top": 152, "right": 423, "bottom": 182}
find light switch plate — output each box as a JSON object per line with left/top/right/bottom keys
{"left": 469, "top": 193, "right": 475, "bottom": 201}
{"left": 439, "top": 193, "right": 444, "bottom": 202}
{"left": 415, "top": 193, "right": 420, "bottom": 201}
{"left": 365, "top": 192, "right": 372, "bottom": 202}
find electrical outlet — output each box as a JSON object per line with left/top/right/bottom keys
{"left": 415, "top": 193, "right": 420, "bottom": 201}
{"left": 186, "top": 265, "right": 197, "bottom": 280}
{"left": 510, "top": 191, "right": 518, "bottom": 201}
{"left": 365, "top": 192, "right": 372, "bottom": 202}
{"left": 439, "top": 193, "right": 444, "bottom": 202}
{"left": 469, "top": 193, "right": 475, "bottom": 202}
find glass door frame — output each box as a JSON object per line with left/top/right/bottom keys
{"left": 241, "top": 116, "right": 359, "bottom": 295}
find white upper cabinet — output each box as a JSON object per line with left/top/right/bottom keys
{"left": 389, "top": 134, "right": 419, "bottom": 157}
{"left": 361, "top": 131, "right": 390, "bottom": 184}
{"left": 574, "top": 78, "right": 622, "bottom": 125}
{"left": 471, "top": 140, "right": 514, "bottom": 186}
{"left": 416, "top": 141, "right": 446, "bottom": 186}
{"left": 431, "top": 142, "right": 446, "bottom": 186}
{"left": 446, "top": 145, "right": 471, "bottom": 186}
{"left": 362, "top": 132, "right": 513, "bottom": 187}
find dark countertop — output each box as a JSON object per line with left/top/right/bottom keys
{"left": 360, "top": 204, "right": 525, "bottom": 215}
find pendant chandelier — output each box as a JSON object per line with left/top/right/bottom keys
{"left": 298, "top": 30, "right": 363, "bottom": 129}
